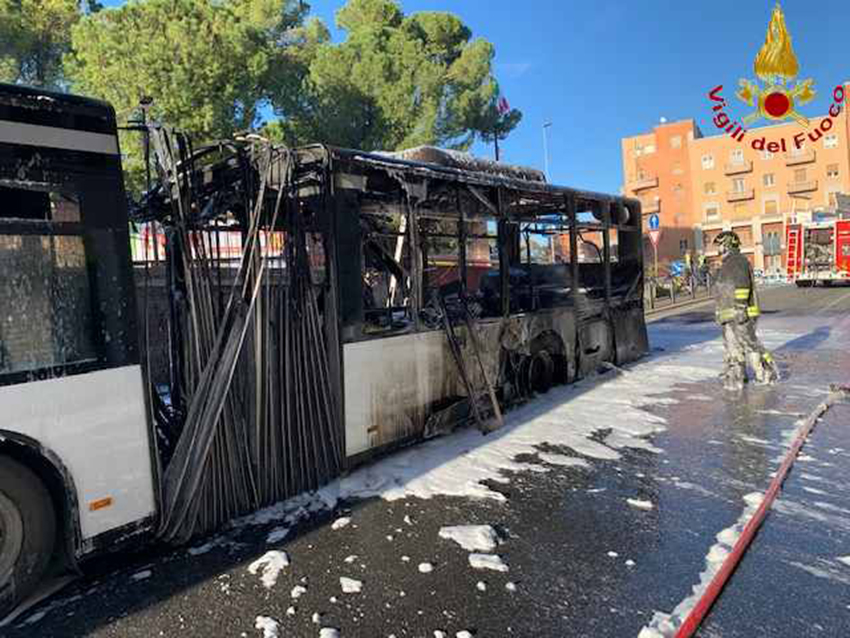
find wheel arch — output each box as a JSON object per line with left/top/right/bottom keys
{"left": 0, "top": 432, "right": 81, "bottom": 572}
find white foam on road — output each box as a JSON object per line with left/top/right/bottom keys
{"left": 418, "top": 562, "right": 434, "bottom": 573}
{"left": 340, "top": 577, "right": 363, "bottom": 593}
{"left": 331, "top": 517, "right": 351, "bottom": 530}
{"left": 468, "top": 553, "right": 509, "bottom": 572}
{"left": 438, "top": 525, "right": 500, "bottom": 552}
{"left": 248, "top": 551, "right": 290, "bottom": 589}
{"left": 255, "top": 616, "right": 280, "bottom": 638}
{"left": 265, "top": 527, "right": 289, "bottom": 544}
{"left": 627, "top": 498, "right": 654, "bottom": 511}
{"left": 638, "top": 492, "right": 764, "bottom": 638}
{"left": 536, "top": 452, "right": 592, "bottom": 468}
{"left": 130, "top": 570, "right": 152, "bottom": 582}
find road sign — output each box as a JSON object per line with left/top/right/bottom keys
{"left": 648, "top": 213, "right": 660, "bottom": 231}
{"left": 649, "top": 229, "right": 662, "bottom": 247}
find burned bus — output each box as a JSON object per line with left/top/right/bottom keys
{"left": 0, "top": 83, "right": 647, "bottom": 615}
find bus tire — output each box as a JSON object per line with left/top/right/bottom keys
{"left": 0, "top": 457, "right": 57, "bottom": 618}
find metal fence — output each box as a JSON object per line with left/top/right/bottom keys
{"left": 644, "top": 274, "right": 714, "bottom": 312}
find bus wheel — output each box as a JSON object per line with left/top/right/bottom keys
{"left": 0, "top": 457, "right": 56, "bottom": 617}
{"left": 528, "top": 350, "right": 555, "bottom": 394}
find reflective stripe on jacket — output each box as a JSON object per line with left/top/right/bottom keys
{"left": 714, "top": 251, "right": 760, "bottom": 324}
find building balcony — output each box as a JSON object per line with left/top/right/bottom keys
{"left": 726, "top": 189, "right": 755, "bottom": 202}
{"left": 787, "top": 179, "right": 818, "bottom": 194}
{"left": 785, "top": 149, "right": 816, "bottom": 165}
{"left": 724, "top": 160, "right": 753, "bottom": 175}
{"left": 630, "top": 176, "right": 658, "bottom": 191}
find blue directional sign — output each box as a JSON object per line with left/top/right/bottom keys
{"left": 648, "top": 213, "right": 660, "bottom": 231}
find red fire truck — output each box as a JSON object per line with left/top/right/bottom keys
{"left": 785, "top": 212, "right": 850, "bottom": 286}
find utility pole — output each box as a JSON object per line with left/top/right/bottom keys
{"left": 542, "top": 121, "right": 552, "bottom": 181}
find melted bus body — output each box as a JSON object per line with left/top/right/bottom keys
{"left": 0, "top": 85, "right": 647, "bottom": 614}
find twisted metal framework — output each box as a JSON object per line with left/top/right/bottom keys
{"left": 138, "top": 129, "right": 343, "bottom": 543}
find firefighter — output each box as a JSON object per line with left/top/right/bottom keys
{"left": 713, "top": 231, "right": 779, "bottom": 390}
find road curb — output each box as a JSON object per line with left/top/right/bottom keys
{"left": 645, "top": 296, "right": 714, "bottom": 319}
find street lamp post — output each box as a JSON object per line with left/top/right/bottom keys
{"left": 542, "top": 121, "right": 552, "bottom": 181}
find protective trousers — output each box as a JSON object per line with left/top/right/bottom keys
{"left": 721, "top": 319, "right": 779, "bottom": 389}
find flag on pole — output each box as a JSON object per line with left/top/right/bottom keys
{"left": 497, "top": 96, "right": 510, "bottom": 115}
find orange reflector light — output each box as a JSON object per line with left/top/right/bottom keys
{"left": 89, "top": 497, "right": 113, "bottom": 512}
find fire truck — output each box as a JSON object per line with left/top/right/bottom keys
{"left": 785, "top": 208, "right": 850, "bottom": 286}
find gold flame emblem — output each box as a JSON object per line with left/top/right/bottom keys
{"left": 736, "top": 3, "right": 815, "bottom": 126}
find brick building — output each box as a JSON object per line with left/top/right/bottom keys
{"left": 622, "top": 86, "right": 850, "bottom": 272}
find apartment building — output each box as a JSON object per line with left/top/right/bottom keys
{"left": 621, "top": 119, "right": 701, "bottom": 265}
{"left": 622, "top": 87, "right": 850, "bottom": 272}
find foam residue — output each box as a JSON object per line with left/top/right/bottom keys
{"left": 418, "top": 562, "right": 434, "bottom": 573}
{"left": 627, "top": 498, "right": 654, "bottom": 511}
{"left": 536, "top": 452, "right": 592, "bottom": 468}
{"left": 130, "top": 570, "right": 152, "bottom": 581}
{"left": 787, "top": 559, "right": 850, "bottom": 585}
{"left": 248, "top": 551, "right": 290, "bottom": 589}
{"left": 255, "top": 616, "right": 280, "bottom": 638}
{"left": 638, "top": 491, "right": 764, "bottom": 637}
{"left": 266, "top": 527, "right": 289, "bottom": 544}
{"left": 331, "top": 517, "right": 351, "bottom": 530}
{"left": 838, "top": 556, "right": 850, "bottom": 567}
{"left": 290, "top": 585, "right": 307, "bottom": 599}
{"left": 340, "top": 577, "right": 363, "bottom": 593}
{"left": 203, "top": 326, "right": 799, "bottom": 546}
{"left": 468, "top": 553, "right": 509, "bottom": 572}
{"left": 439, "top": 525, "right": 499, "bottom": 552}
{"left": 319, "top": 629, "right": 340, "bottom": 638}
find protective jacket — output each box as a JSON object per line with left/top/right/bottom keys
{"left": 714, "top": 250, "right": 759, "bottom": 324}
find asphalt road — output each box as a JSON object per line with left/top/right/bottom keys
{"left": 4, "top": 284, "right": 850, "bottom": 638}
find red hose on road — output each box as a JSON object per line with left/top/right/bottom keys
{"left": 673, "top": 385, "right": 849, "bottom": 638}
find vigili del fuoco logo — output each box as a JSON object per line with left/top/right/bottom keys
{"left": 706, "top": 2, "right": 844, "bottom": 153}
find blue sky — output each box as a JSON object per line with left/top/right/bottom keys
{"left": 102, "top": 1, "right": 849, "bottom": 194}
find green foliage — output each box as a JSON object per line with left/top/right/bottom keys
{"left": 66, "top": 0, "right": 310, "bottom": 191}
{"left": 278, "top": 0, "right": 521, "bottom": 152}
{"left": 0, "top": 0, "right": 95, "bottom": 88}
{"left": 2, "top": 0, "right": 519, "bottom": 190}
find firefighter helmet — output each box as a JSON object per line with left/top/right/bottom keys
{"left": 713, "top": 231, "right": 741, "bottom": 251}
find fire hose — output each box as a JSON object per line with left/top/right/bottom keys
{"left": 673, "top": 384, "right": 849, "bottom": 638}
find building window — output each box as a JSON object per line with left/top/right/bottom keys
{"left": 732, "top": 202, "right": 749, "bottom": 220}
{"left": 827, "top": 164, "right": 839, "bottom": 179}
{"left": 761, "top": 150, "right": 774, "bottom": 160}
{"left": 679, "top": 239, "right": 689, "bottom": 253}
{"left": 643, "top": 143, "right": 656, "bottom": 154}
{"left": 730, "top": 149, "right": 744, "bottom": 164}
{"left": 763, "top": 198, "right": 779, "bottom": 215}
{"left": 794, "top": 168, "right": 806, "bottom": 183}
{"left": 704, "top": 204, "right": 720, "bottom": 222}
{"left": 828, "top": 191, "right": 839, "bottom": 207}
{"left": 636, "top": 168, "right": 647, "bottom": 180}
{"left": 670, "top": 135, "right": 682, "bottom": 149}
{"left": 672, "top": 162, "right": 683, "bottom": 175}
{"left": 824, "top": 134, "right": 839, "bottom": 149}
{"left": 634, "top": 142, "right": 643, "bottom": 157}
{"left": 704, "top": 182, "right": 716, "bottom": 195}
{"left": 702, "top": 154, "right": 714, "bottom": 170}
{"left": 763, "top": 230, "right": 781, "bottom": 256}
{"left": 732, "top": 177, "right": 745, "bottom": 193}
{"left": 763, "top": 173, "right": 775, "bottom": 187}
{"left": 790, "top": 142, "right": 806, "bottom": 156}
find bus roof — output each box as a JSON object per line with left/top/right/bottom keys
{"left": 0, "top": 83, "right": 117, "bottom": 135}
{"left": 316, "top": 145, "right": 640, "bottom": 210}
